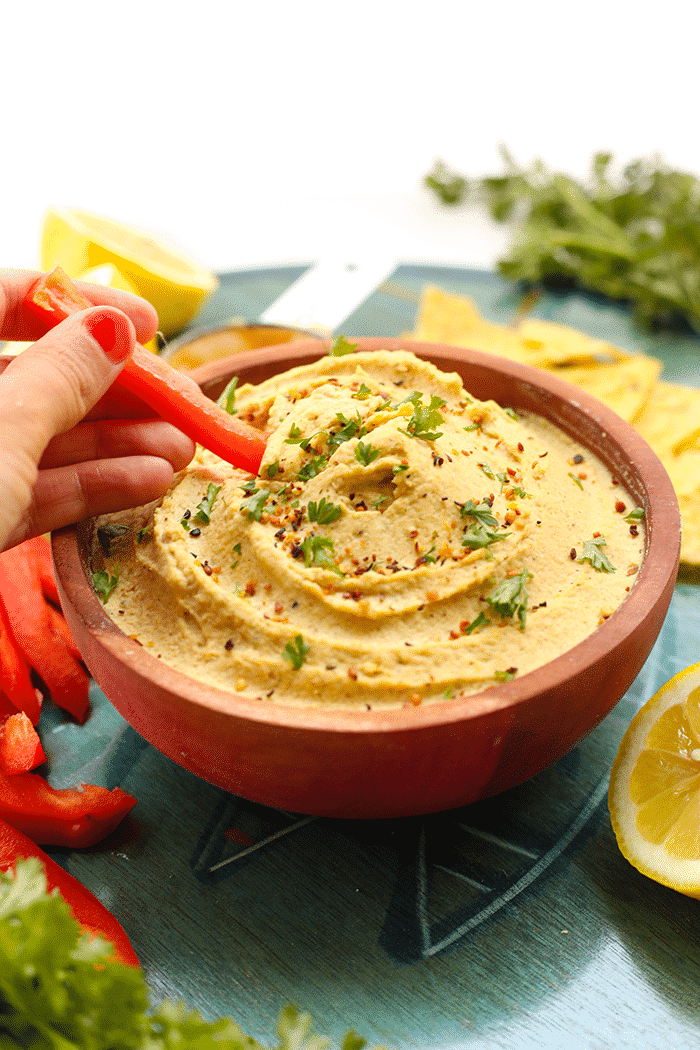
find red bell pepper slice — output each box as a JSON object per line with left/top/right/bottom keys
{"left": 26, "top": 534, "right": 61, "bottom": 606}
{"left": 24, "top": 267, "right": 267, "bottom": 475}
{"left": 0, "top": 595, "right": 42, "bottom": 725}
{"left": 0, "top": 543, "right": 90, "bottom": 723}
{"left": 0, "top": 711, "right": 46, "bottom": 775}
{"left": 0, "top": 816, "right": 139, "bottom": 966}
{"left": 0, "top": 767, "right": 136, "bottom": 847}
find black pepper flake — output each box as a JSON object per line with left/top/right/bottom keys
{"left": 182, "top": 509, "right": 191, "bottom": 519}
{"left": 224, "top": 638, "right": 234, "bottom": 650}
{"left": 275, "top": 529, "right": 286, "bottom": 540}
{"left": 573, "top": 454, "right": 584, "bottom": 464}
{"left": 630, "top": 524, "right": 639, "bottom": 536}
{"left": 190, "top": 527, "right": 201, "bottom": 538}
{"left": 569, "top": 548, "right": 577, "bottom": 560}
{"left": 291, "top": 543, "right": 303, "bottom": 558}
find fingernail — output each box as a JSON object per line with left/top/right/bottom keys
{"left": 84, "top": 311, "right": 132, "bottom": 363}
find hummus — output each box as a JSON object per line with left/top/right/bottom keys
{"left": 99, "top": 350, "right": 645, "bottom": 708}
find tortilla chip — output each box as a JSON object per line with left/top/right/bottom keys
{"left": 556, "top": 356, "right": 662, "bottom": 423}
{"left": 634, "top": 382, "right": 700, "bottom": 458}
{"left": 516, "top": 318, "right": 630, "bottom": 367}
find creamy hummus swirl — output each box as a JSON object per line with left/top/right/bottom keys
{"left": 102, "top": 350, "right": 645, "bottom": 708}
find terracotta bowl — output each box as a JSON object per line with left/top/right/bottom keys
{"left": 51, "top": 338, "right": 681, "bottom": 819}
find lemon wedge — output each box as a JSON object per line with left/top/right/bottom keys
{"left": 609, "top": 662, "right": 700, "bottom": 897}
{"left": 40, "top": 207, "right": 218, "bottom": 338}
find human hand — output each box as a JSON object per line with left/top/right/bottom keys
{"left": 0, "top": 270, "right": 195, "bottom": 553}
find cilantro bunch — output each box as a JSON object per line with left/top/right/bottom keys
{"left": 425, "top": 148, "right": 700, "bottom": 334}
{"left": 0, "top": 859, "right": 375, "bottom": 1050}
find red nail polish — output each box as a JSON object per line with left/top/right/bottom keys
{"left": 85, "top": 311, "right": 132, "bottom": 363}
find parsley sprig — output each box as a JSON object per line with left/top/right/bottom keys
{"left": 307, "top": 497, "right": 342, "bottom": 524}
{"left": 486, "top": 570, "right": 532, "bottom": 629}
{"left": 397, "top": 392, "right": 445, "bottom": 442}
{"left": 300, "top": 535, "right": 344, "bottom": 575}
{"left": 577, "top": 535, "right": 616, "bottom": 573}
{"left": 92, "top": 566, "right": 119, "bottom": 603}
{"left": 283, "top": 634, "right": 310, "bottom": 669}
{"left": 194, "top": 483, "right": 221, "bottom": 525}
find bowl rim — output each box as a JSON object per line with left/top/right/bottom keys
{"left": 52, "top": 337, "right": 681, "bottom": 735}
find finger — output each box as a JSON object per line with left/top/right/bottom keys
{"left": 0, "top": 268, "right": 158, "bottom": 344}
{"left": 3, "top": 456, "right": 178, "bottom": 550}
{"left": 0, "top": 307, "right": 136, "bottom": 551}
{"left": 2, "top": 306, "right": 136, "bottom": 464}
{"left": 39, "top": 418, "right": 195, "bottom": 471}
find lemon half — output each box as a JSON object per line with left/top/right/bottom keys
{"left": 609, "top": 662, "right": 700, "bottom": 897}
{"left": 41, "top": 207, "right": 218, "bottom": 338}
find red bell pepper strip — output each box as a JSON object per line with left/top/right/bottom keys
{"left": 0, "top": 816, "right": 139, "bottom": 967}
{"left": 24, "top": 267, "right": 267, "bottom": 475}
{"left": 0, "top": 768, "right": 136, "bottom": 847}
{"left": 26, "top": 534, "right": 61, "bottom": 606}
{"left": 0, "top": 543, "right": 90, "bottom": 723}
{"left": 0, "top": 711, "right": 47, "bottom": 775}
{"left": 0, "top": 593, "right": 42, "bottom": 726}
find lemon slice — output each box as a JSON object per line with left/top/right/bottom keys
{"left": 40, "top": 207, "right": 218, "bottom": 338}
{"left": 609, "top": 662, "right": 700, "bottom": 897}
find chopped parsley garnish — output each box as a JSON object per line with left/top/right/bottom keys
{"left": 300, "top": 535, "right": 344, "bottom": 575}
{"left": 462, "top": 610, "right": 490, "bottom": 635}
{"left": 494, "top": 668, "right": 517, "bottom": 682}
{"left": 92, "top": 566, "right": 119, "bottom": 603}
{"left": 577, "top": 535, "right": 616, "bottom": 572}
{"left": 355, "top": 441, "right": 380, "bottom": 466}
{"left": 307, "top": 497, "right": 342, "bottom": 524}
{"left": 136, "top": 526, "right": 149, "bottom": 543}
{"left": 241, "top": 476, "right": 258, "bottom": 494}
{"left": 459, "top": 499, "right": 498, "bottom": 528}
{"left": 194, "top": 483, "right": 221, "bottom": 525}
{"left": 372, "top": 495, "right": 389, "bottom": 510}
{"left": 266, "top": 461, "right": 281, "bottom": 479}
{"left": 504, "top": 407, "right": 518, "bottom": 421}
{"left": 231, "top": 541, "right": 242, "bottom": 569}
{"left": 329, "top": 412, "right": 366, "bottom": 451}
{"left": 392, "top": 463, "right": 409, "bottom": 475}
{"left": 462, "top": 524, "right": 509, "bottom": 549}
{"left": 478, "top": 462, "right": 508, "bottom": 491}
{"left": 568, "top": 472, "right": 584, "bottom": 490}
{"left": 397, "top": 392, "right": 445, "bottom": 442}
{"left": 285, "top": 424, "right": 322, "bottom": 452}
{"left": 625, "top": 506, "right": 645, "bottom": 523}
{"left": 283, "top": 634, "right": 310, "bottom": 669}
{"left": 486, "top": 570, "right": 532, "bottom": 629}
{"left": 240, "top": 487, "right": 269, "bottom": 521}
{"left": 297, "top": 453, "right": 329, "bottom": 481}
{"left": 217, "top": 375, "right": 239, "bottom": 414}
{"left": 328, "top": 334, "right": 358, "bottom": 356}
{"left": 353, "top": 382, "right": 373, "bottom": 399}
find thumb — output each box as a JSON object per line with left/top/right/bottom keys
{"left": 2, "top": 306, "right": 136, "bottom": 463}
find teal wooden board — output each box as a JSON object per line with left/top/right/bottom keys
{"left": 43, "top": 266, "right": 700, "bottom": 1049}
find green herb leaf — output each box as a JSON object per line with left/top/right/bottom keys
{"left": 569, "top": 472, "right": 584, "bottom": 490}
{"left": 307, "top": 497, "right": 342, "bottom": 524}
{"left": 461, "top": 524, "right": 510, "bottom": 549}
{"left": 329, "top": 412, "right": 366, "bottom": 452}
{"left": 577, "top": 535, "right": 616, "bottom": 572}
{"left": 328, "top": 335, "right": 358, "bottom": 356}
{"left": 283, "top": 634, "right": 310, "bottom": 669}
{"left": 92, "top": 566, "right": 119, "bottom": 603}
{"left": 352, "top": 382, "right": 373, "bottom": 399}
{"left": 625, "top": 506, "right": 645, "bottom": 522}
{"left": 485, "top": 570, "right": 532, "bottom": 629}
{"left": 194, "top": 483, "right": 221, "bottom": 525}
{"left": 459, "top": 499, "right": 498, "bottom": 528}
{"left": 231, "top": 541, "right": 242, "bottom": 569}
{"left": 494, "top": 668, "right": 517, "bottom": 682}
{"left": 300, "top": 535, "right": 344, "bottom": 575}
{"left": 136, "top": 526, "right": 149, "bottom": 543}
{"left": 478, "top": 462, "right": 508, "bottom": 491}
{"left": 461, "top": 610, "right": 490, "bottom": 635}
{"left": 397, "top": 392, "right": 445, "bottom": 442}
{"left": 266, "top": 461, "right": 281, "bottom": 479}
{"left": 217, "top": 375, "right": 239, "bottom": 415}
{"left": 297, "top": 454, "right": 329, "bottom": 481}
{"left": 240, "top": 488, "right": 269, "bottom": 521}
{"left": 355, "top": 441, "right": 380, "bottom": 466}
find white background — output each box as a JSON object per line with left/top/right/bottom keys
{"left": 4, "top": 0, "right": 700, "bottom": 277}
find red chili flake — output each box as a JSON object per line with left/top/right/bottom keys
{"left": 348, "top": 667, "right": 358, "bottom": 681}
{"left": 615, "top": 501, "right": 626, "bottom": 513}
{"left": 593, "top": 531, "right": 602, "bottom": 538}
{"left": 518, "top": 442, "right": 524, "bottom": 452}
{"left": 629, "top": 524, "right": 639, "bottom": 537}
{"left": 507, "top": 467, "right": 517, "bottom": 477}
{"left": 410, "top": 529, "right": 419, "bottom": 538}
{"left": 569, "top": 548, "right": 577, "bottom": 560}
{"left": 274, "top": 601, "right": 284, "bottom": 615}
{"left": 450, "top": 629, "right": 460, "bottom": 640}
{"left": 245, "top": 581, "right": 256, "bottom": 596}
{"left": 202, "top": 563, "right": 213, "bottom": 576}
{"left": 408, "top": 692, "right": 422, "bottom": 706}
